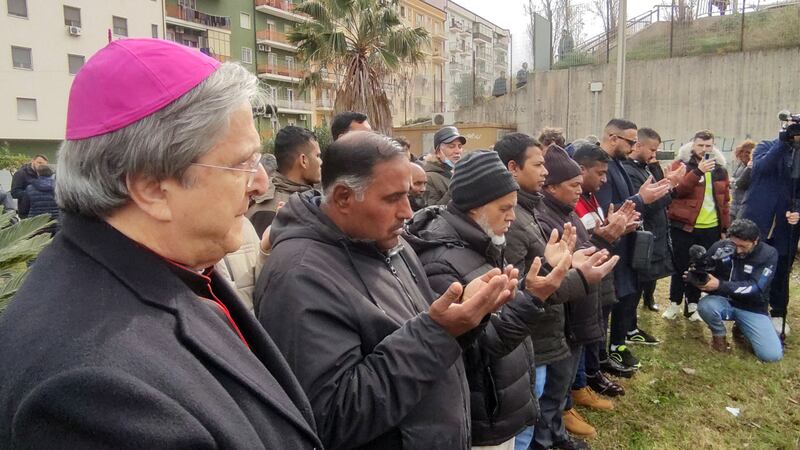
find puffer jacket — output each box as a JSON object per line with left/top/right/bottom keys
{"left": 537, "top": 192, "right": 612, "bottom": 345}
{"left": 405, "top": 205, "right": 542, "bottom": 447}
{"left": 256, "top": 191, "right": 473, "bottom": 450}
{"left": 504, "top": 189, "right": 590, "bottom": 366}
{"left": 423, "top": 160, "right": 452, "bottom": 206}
{"left": 668, "top": 143, "right": 731, "bottom": 233}
{"left": 215, "top": 219, "right": 263, "bottom": 312}
{"left": 25, "top": 177, "right": 59, "bottom": 234}
{"left": 246, "top": 173, "right": 316, "bottom": 237}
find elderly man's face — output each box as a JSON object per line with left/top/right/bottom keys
{"left": 471, "top": 191, "right": 517, "bottom": 239}
{"left": 344, "top": 157, "right": 413, "bottom": 250}
{"left": 437, "top": 141, "right": 464, "bottom": 164}
{"left": 409, "top": 163, "right": 427, "bottom": 197}
{"left": 171, "top": 103, "right": 267, "bottom": 267}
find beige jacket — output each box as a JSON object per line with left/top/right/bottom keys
{"left": 215, "top": 219, "right": 265, "bottom": 312}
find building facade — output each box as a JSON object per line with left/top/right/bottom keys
{"left": 1, "top": 0, "right": 164, "bottom": 158}
{"left": 445, "top": 1, "right": 509, "bottom": 111}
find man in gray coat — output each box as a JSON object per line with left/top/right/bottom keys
{"left": 256, "top": 131, "right": 517, "bottom": 450}
{"left": 424, "top": 126, "right": 466, "bottom": 206}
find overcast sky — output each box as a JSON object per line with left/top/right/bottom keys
{"left": 453, "top": 0, "right": 662, "bottom": 70}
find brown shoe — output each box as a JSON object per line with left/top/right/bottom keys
{"left": 711, "top": 335, "right": 730, "bottom": 353}
{"left": 563, "top": 408, "right": 597, "bottom": 439}
{"left": 572, "top": 386, "right": 614, "bottom": 410}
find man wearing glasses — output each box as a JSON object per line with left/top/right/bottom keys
{"left": 596, "top": 119, "right": 672, "bottom": 375}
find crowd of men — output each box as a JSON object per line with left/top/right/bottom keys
{"left": 0, "top": 38, "right": 795, "bottom": 450}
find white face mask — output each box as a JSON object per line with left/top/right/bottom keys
{"left": 444, "top": 158, "right": 455, "bottom": 168}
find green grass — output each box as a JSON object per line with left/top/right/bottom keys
{"left": 584, "top": 274, "right": 800, "bottom": 449}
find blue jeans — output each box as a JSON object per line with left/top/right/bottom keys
{"left": 697, "top": 295, "right": 783, "bottom": 362}
{"left": 572, "top": 347, "right": 587, "bottom": 390}
{"left": 514, "top": 365, "right": 548, "bottom": 450}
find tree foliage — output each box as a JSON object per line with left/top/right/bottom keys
{"left": 0, "top": 213, "right": 54, "bottom": 312}
{"left": 0, "top": 142, "right": 31, "bottom": 176}
{"left": 289, "top": 0, "right": 429, "bottom": 134}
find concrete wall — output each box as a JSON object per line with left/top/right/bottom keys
{"left": 455, "top": 48, "right": 800, "bottom": 152}
{"left": 393, "top": 123, "right": 515, "bottom": 156}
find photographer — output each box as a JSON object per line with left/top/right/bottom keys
{"left": 740, "top": 122, "right": 800, "bottom": 337}
{"left": 694, "top": 219, "right": 782, "bottom": 362}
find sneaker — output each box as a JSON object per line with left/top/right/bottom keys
{"left": 572, "top": 386, "right": 613, "bottom": 410}
{"left": 562, "top": 408, "right": 597, "bottom": 439}
{"left": 599, "top": 357, "right": 635, "bottom": 378}
{"left": 772, "top": 317, "right": 791, "bottom": 336}
{"left": 609, "top": 345, "right": 641, "bottom": 370}
{"left": 626, "top": 328, "right": 661, "bottom": 345}
{"left": 586, "top": 372, "right": 625, "bottom": 397}
{"left": 687, "top": 303, "right": 702, "bottom": 322}
{"left": 553, "top": 437, "right": 591, "bottom": 450}
{"left": 662, "top": 302, "right": 682, "bottom": 320}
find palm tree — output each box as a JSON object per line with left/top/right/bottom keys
{"left": 0, "top": 213, "right": 53, "bottom": 312}
{"left": 289, "top": 0, "right": 430, "bottom": 134}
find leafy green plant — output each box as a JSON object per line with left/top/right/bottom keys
{"left": 0, "top": 142, "right": 31, "bottom": 176}
{"left": 313, "top": 125, "right": 332, "bottom": 153}
{"left": 0, "top": 212, "right": 54, "bottom": 312}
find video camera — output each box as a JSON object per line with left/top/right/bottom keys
{"left": 685, "top": 242, "right": 736, "bottom": 286}
{"left": 778, "top": 110, "right": 800, "bottom": 142}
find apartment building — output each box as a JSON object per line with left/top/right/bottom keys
{"left": 446, "top": 1, "right": 509, "bottom": 110}
{"left": 1, "top": 0, "right": 164, "bottom": 158}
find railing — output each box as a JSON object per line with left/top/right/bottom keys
{"left": 256, "top": 29, "right": 295, "bottom": 46}
{"left": 315, "top": 98, "right": 334, "bottom": 108}
{"left": 494, "top": 36, "right": 509, "bottom": 48}
{"left": 475, "top": 49, "right": 491, "bottom": 61}
{"left": 255, "top": 0, "right": 310, "bottom": 18}
{"left": 275, "top": 98, "right": 312, "bottom": 111}
{"left": 257, "top": 62, "right": 302, "bottom": 79}
{"left": 166, "top": 4, "right": 230, "bottom": 29}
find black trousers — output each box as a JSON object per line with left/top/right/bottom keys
{"left": 669, "top": 226, "right": 721, "bottom": 305}
{"left": 628, "top": 280, "right": 658, "bottom": 332}
{"left": 610, "top": 293, "right": 639, "bottom": 346}
{"left": 766, "top": 231, "right": 799, "bottom": 317}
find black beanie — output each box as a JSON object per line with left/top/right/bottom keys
{"left": 451, "top": 150, "right": 519, "bottom": 212}
{"left": 544, "top": 146, "right": 582, "bottom": 186}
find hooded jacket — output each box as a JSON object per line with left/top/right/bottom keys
{"left": 26, "top": 177, "right": 59, "bottom": 234}
{"left": 255, "top": 191, "right": 472, "bottom": 450}
{"left": 405, "top": 205, "right": 544, "bottom": 446}
{"left": 505, "top": 189, "right": 591, "bottom": 365}
{"left": 537, "top": 192, "right": 612, "bottom": 345}
{"left": 246, "top": 173, "right": 315, "bottom": 237}
{"left": 423, "top": 159, "right": 453, "bottom": 206}
{"left": 668, "top": 143, "right": 731, "bottom": 233}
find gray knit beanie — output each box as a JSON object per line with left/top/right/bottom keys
{"left": 450, "top": 150, "right": 519, "bottom": 212}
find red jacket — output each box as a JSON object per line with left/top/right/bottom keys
{"left": 667, "top": 156, "right": 731, "bottom": 232}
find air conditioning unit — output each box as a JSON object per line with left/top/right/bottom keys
{"left": 432, "top": 112, "right": 455, "bottom": 126}
{"left": 257, "top": 44, "right": 270, "bottom": 52}
{"left": 68, "top": 25, "right": 82, "bottom": 36}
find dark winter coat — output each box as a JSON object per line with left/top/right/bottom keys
{"left": 710, "top": 239, "right": 778, "bottom": 315}
{"left": 0, "top": 213, "right": 322, "bottom": 449}
{"left": 423, "top": 159, "right": 452, "bottom": 206}
{"left": 741, "top": 139, "right": 800, "bottom": 256}
{"left": 255, "top": 191, "right": 472, "bottom": 450}
{"left": 26, "top": 177, "right": 59, "bottom": 233}
{"left": 504, "top": 189, "right": 590, "bottom": 366}
{"left": 537, "top": 192, "right": 612, "bottom": 345}
{"left": 405, "top": 205, "right": 545, "bottom": 446}
{"left": 247, "top": 173, "right": 316, "bottom": 237}
{"left": 595, "top": 156, "right": 645, "bottom": 298}
{"left": 622, "top": 159, "right": 674, "bottom": 281}
{"left": 10, "top": 163, "right": 37, "bottom": 218}
{"left": 668, "top": 146, "right": 731, "bottom": 233}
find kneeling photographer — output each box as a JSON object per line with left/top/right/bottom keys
{"left": 689, "top": 219, "right": 782, "bottom": 362}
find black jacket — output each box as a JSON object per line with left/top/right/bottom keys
{"left": 255, "top": 192, "right": 472, "bottom": 450}
{"left": 537, "top": 192, "right": 612, "bottom": 345}
{"left": 10, "top": 163, "right": 38, "bottom": 217}
{"left": 622, "top": 159, "right": 674, "bottom": 281}
{"left": 505, "top": 190, "right": 590, "bottom": 366}
{"left": 26, "top": 177, "right": 60, "bottom": 234}
{"left": 405, "top": 205, "right": 543, "bottom": 446}
{"left": 710, "top": 239, "right": 778, "bottom": 314}
{"left": 0, "top": 213, "right": 322, "bottom": 449}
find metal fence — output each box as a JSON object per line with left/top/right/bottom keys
{"left": 556, "top": 0, "right": 800, "bottom": 68}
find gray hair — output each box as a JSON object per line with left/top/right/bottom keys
{"left": 56, "top": 62, "right": 266, "bottom": 218}
{"left": 321, "top": 175, "right": 371, "bottom": 203}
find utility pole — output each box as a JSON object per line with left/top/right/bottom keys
{"left": 614, "top": 0, "right": 627, "bottom": 117}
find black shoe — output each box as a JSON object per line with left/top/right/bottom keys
{"left": 609, "top": 345, "right": 641, "bottom": 370}
{"left": 587, "top": 372, "right": 625, "bottom": 397}
{"left": 626, "top": 328, "right": 661, "bottom": 345}
{"left": 600, "top": 357, "right": 635, "bottom": 378}
{"left": 553, "top": 438, "right": 590, "bottom": 450}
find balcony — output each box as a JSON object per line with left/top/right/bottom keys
{"left": 494, "top": 35, "right": 509, "bottom": 49}
{"left": 257, "top": 62, "right": 303, "bottom": 81}
{"left": 166, "top": 4, "right": 230, "bottom": 30}
{"left": 473, "top": 23, "right": 492, "bottom": 42}
{"left": 450, "top": 19, "right": 463, "bottom": 31}
{"left": 315, "top": 98, "right": 334, "bottom": 110}
{"left": 256, "top": 29, "right": 298, "bottom": 51}
{"left": 275, "top": 97, "right": 313, "bottom": 113}
{"left": 255, "top": 0, "right": 310, "bottom": 22}
{"left": 475, "top": 49, "right": 491, "bottom": 61}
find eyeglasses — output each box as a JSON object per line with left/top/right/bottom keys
{"left": 613, "top": 134, "right": 638, "bottom": 146}
{"left": 191, "top": 153, "right": 261, "bottom": 187}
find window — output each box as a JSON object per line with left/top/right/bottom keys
{"left": 16, "top": 98, "right": 37, "bottom": 121}
{"left": 112, "top": 16, "right": 128, "bottom": 36}
{"left": 239, "top": 12, "right": 251, "bottom": 30}
{"left": 7, "top": 0, "right": 26, "bottom": 17}
{"left": 287, "top": 88, "right": 294, "bottom": 103}
{"left": 416, "top": 13, "right": 424, "bottom": 26}
{"left": 63, "top": 5, "right": 80, "bottom": 27}
{"left": 287, "top": 118, "right": 296, "bottom": 126}
{"left": 400, "top": 6, "right": 405, "bottom": 17}
{"left": 151, "top": 24, "right": 158, "bottom": 38}
{"left": 11, "top": 46, "right": 32, "bottom": 69}
{"left": 178, "top": 0, "right": 196, "bottom": 7}
{"left": 241, "top": 47, "right": 253, "bottom": 64}
{"left": 67, "top": 54, "right": 84, "bottom": 74}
